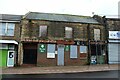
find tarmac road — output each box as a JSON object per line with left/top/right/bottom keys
{"left": 1, "top": 70, "right": 119, "bottom": 79}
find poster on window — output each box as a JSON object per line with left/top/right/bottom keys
{"left": 47, "top": 53, "right": 55, "bottom": 58}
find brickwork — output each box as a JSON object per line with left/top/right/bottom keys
{"left": 36, "top": 44, "right": 87, "bottom": 66}
{"left": 107, "top": 20, "right": 120, "bottom": 31}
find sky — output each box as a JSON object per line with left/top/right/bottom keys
{"left": 0, "top": 0, "right": 119, "bottom": 17}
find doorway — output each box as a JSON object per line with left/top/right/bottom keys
{"left": 90, "top": 44, "right": 105, "bottom": 64}
{"left": 23, "top": 43, "right": 37, "bottom": 65}
{"left": 57, "top": 45, "right": 64, "bottom": 66}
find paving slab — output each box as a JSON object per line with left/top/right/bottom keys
{"left": 1, "top": 64, "right": 119, "bottom": 74}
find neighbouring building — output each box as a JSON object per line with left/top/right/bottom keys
{"left": 17, "top": 12, "right": 107, "bottom": 66}
{"left": 0, "top": 14, "right": 22, "bottom": 67}
{"left": 106, "top": 18, "right": 120, "bottom": 64}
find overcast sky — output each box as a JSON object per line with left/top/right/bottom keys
{"left": 0, "top": 0, "right": 119, "bottom": 17}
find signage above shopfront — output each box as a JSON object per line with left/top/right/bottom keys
{"left": 109, "top": 31, "right": 120, "bottom": 39}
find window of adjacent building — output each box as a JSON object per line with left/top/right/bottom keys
{"left": 65, "top": 27, "right": 73, "bottom": 38}
{"left": 80, "top": 46, "right": 87, "bottom": 53}
{"left": 47, "top": 44, "right": 55, "bottom": 58}
{"left": 8, "top": 45, "right": 15, "bottom": 50}
{"left": 0, "top": 23, "right": 15, "bottom": 36}
{"left": 94, "top": 29, "right": 100, "bottom": 40}
{"left": 70, "top": 45, "right": 77, "bottom": 58}
{"left": 0, "top": 44, "right": 8, "bottom": 49}
{"left": 39, "top": 25, "right": 47, "bottom": 37}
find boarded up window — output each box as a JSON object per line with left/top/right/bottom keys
{"left": 70, "top": 45, "right": 77, "bottom": 58}
{"left": 39, "top": 25, "right": 47, "bottom": 37}
{"left": 47, "top": 44, "right": 55, "bottom": 58}
{"left": 65, "top": 27, "right": 73, "bottom": 38}
{"left": 80, "top": 46, "right": 87, "bottom": 53}
{"left": 94, "top": 29, "right": 100, "bottom": 40}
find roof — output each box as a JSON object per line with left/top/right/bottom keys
{"left": 23, "top": 12, "right": 99, "bottom": 24}
{"left": 106, "top": 18, "right": 120, "bottom": 21}
{"left": 0, "top": 14, "right": 22, "bottom": 22}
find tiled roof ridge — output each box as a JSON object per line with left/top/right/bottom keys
{"left": 26, "top": 11, "right": 91, "bottom": 18}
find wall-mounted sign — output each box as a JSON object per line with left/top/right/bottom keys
{"left": 39, "top": 44, "right": 46, "bottom": 53}
{"left": 74, "top": 41, "right": 87, "bottom": 45}
{"left": 65, "top": 45, "right": 70, "bottom": 51}
{"left": 109, "top": 31, "right": 120, "bottom": 39}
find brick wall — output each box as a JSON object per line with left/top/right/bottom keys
{"left": 37, "top": 44, "right": 87, "bottom": 66}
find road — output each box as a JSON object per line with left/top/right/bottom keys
{"left": 1, "top": 70, "right": 119, "bottom": 80}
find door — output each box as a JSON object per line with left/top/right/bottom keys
{"left": 0, "top": 50, "right": 8, "bottom": 67}
{"left": 57, "top": 45, "right": 64, "bottom": 66}
{"left": 7, "top": 51, "right": 14, "bottom": 67}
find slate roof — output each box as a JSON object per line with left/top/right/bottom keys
{"left": 23, "top": 12, "right": 99, "bottom": 24}
{"left": 0, "top": 14, "right": 22, "bottom": 21}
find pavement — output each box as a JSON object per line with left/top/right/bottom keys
{"left": 1, "top": 64, "right": 119, "bottom": 74}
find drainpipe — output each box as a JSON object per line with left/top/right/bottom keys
{"left": 102, "top": 16, "right": 108, "bottom": 64}
{"left": 87, "top": 24, "right": 91, "bottom": 65}
{"left": 18, "top": 21, "right": 22, "bottom": 66}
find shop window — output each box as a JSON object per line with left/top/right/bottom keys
{"left": 0, "top": 23, "right": 15, "bottom": 36}
{"left": 39, "top": 25, "right": 47, "bottom": 37}
{"left": 94, "top": 29, "right": 100, "bottom": 40}
{"left": 47, "top": 44, "right": 55, "bottom": 58}
{"left": 65, "top": 27, "right": 73, "bottom": 38}
{"left": 0, "top": 44, "right": 8, "bottom": 49}
{"left": 70, "top": 45, "right": 77, "bottom": 58}
{"left": 8, "top": 45, "right": 15, "bottom": 50}
{"left": 80, "top": 46, "right": 87, "bottom": 53}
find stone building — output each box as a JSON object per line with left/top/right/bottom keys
{"left": 17, "top": 12, "right": 107, "bottom": 66}
{"left": 106, "top": 18, "right": 120, "bottom": 64}
{"left": 93, "top": 15, "right": 120, "bottom": 64}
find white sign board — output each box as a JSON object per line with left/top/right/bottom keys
{"left": 109, "top": 31, "right": 120, "bottom": 39}
{"left": 47, "top": 53, "right": 55, "bottom": 58}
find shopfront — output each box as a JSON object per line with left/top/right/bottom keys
{"left": 90, "top": 41, "right": 106, "bottom": 64}
{"left": 0, "top": 40, "right": 18, "bottom": 67}
{"left": 108, "top": 31, "right": 120, "bottom": 64}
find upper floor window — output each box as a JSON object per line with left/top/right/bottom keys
{"left": 65, "top": 27, "right": 73, "bottom": 38}
{"left": 39, "top": 25, "right": 47, "bottom": 37}
{"left": 0, "top": 23, "right": 15, "bottom": 36}
{"left": 94, "top": 29, "right": 100, "bottom": 40}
